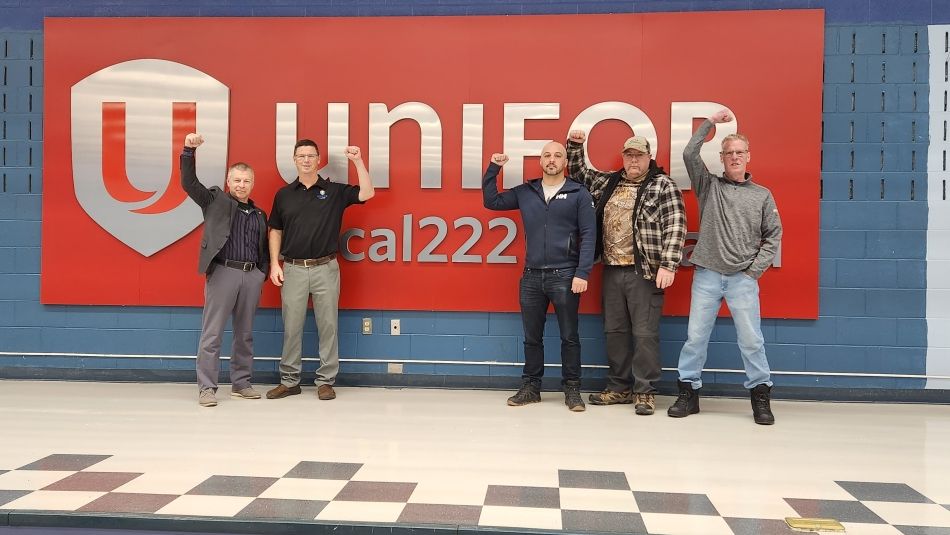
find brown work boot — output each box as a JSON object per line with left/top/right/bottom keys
{"left": 588, "top": 389, "right": 633, "bottom": 405}
{"left": 317, "top": 384, "right": 336, "bottom": 400}
{"left": 266, "top": 384, "right": 301, "bottom": 399}
{"left": 634, "top": 393, "right": 656, "bottom": 415}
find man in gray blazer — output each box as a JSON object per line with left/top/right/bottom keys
{"left": 181, "top": 133, "right": 269, "bottom": 407}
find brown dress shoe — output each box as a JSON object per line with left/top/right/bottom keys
{"left": 266, "top": 384, "right": 301, "bottom": 399}
{"left": 317, "top": 384, "right": 336, "bottom": 400}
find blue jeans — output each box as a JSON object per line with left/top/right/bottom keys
{"left": 519, "top": 268, "right": 581, "bottom": 384}
{"left": 677, "top": 267, "right": 772, "bottom": 390}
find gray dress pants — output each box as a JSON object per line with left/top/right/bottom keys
{"left": 196, "top": 265, "right": 266, "bottom": 391}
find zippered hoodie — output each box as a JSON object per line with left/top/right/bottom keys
{"left": 482, "top": 162, "right": 596, "bottom": 280}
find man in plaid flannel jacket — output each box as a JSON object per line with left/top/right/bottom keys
{"left": 566, "top": 130, "right": 686, "bottom": 416}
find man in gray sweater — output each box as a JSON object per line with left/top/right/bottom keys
{"left": 668, "top": 109, "right": 783, "bottom": 425}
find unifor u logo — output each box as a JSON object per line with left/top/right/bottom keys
{"left": 71, "top": 59, "right": 230, "bottom": 256}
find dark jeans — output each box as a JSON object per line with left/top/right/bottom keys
{"left": 519, "top": 267, "right": 581, "bottom": 384}
{"left": 602, "top": 265, "right": 664, "bottom": 394}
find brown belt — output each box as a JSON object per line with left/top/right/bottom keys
{"left": 286, "top": 254, "right": 336, "bottom": 268}
{"left": 214, "top": 259, "right": 257, "bottom": 272}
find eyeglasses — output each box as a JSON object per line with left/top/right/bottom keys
{"left": 721, "top": 150, "right": 749, "bottom": 157}
{"left": 294, "top": 154, "right": 319, "bottom": 160}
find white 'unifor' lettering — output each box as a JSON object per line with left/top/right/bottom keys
{"left": 274, "top": 101, "right": 737, "bottom": 190}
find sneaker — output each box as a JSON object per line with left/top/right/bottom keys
{"left": 231, "top": 386, "right": 262, "bottom": 399}
{"left": 588, "top": 389, "right": 633, "bottom": 405}
{"left": 750, "top": 384, "right": 775, "bottom": 425}
{"left": 507, "top": 379, "right": 541, "bottom": 406}
{"left": 634, "top": 393, "right": 656, "bottom": 415}
{"left": 667, "top": 381, "right": 700, "bottom": 418}
{"left": 564, "top": 380, "right": 586, "bottom": 412}
{"left": 198, "top": 388, "right": 217, "bottom": 407}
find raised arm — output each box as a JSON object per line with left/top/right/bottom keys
{"left": 684, "top": 109, "right": 732, "bottom": 197}
{"left": 482, "top": 153, "right": 520, "bottom": 211}
{"left": 180, "top": 133, "right": 213, "bottom": 209}
{"left": 566, "top": 130, "right": 613, "bottom": 192}
{"left": 345, "top": 146, "right": 374, "bottom": 201}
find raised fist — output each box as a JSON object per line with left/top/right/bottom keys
{"left": 491, "top": 153, "right": 509, "bottom": 166}
{"left": 568, "top": 130, "right": 586, "bottom": 143}
{"left": 344, "top": 146, "right": 362, "bottom": 161}
{"left": 711, "top": 109, "right": 733, "bottom": 124}
{"left": 184, "top": 133, "right": 204, "bottom": 148}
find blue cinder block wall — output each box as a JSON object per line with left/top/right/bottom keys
{"left": 0, "top": 0, "right": 945, "bottom": 398}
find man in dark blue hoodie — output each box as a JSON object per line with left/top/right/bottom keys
{"left": 482, "top": 141, "right": 596, "bottom": 412}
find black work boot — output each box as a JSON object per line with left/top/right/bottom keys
{"left": 563, "top": 380, "right": 586, "bottom": 412}
{"left": 667, "top": 381, "right": 700, "bottom": 418}
{"left": 507, "top": 379, "right": 541, "bottom": 406}
{"left": 750, "top": 384, "right": 775, "bottom": 425}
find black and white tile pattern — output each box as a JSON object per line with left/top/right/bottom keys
{"left": 1, "top": 453, "right": 948, "bottom": 534}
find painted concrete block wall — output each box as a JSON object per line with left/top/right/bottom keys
{"left": 927, "top": 24, "right": 950, "bottom": 389}
{"left": 813, "top": 23, "right": 930, "bottom": 389}
{"left": 1, "top": 0, "right": 949, "bottom": 394}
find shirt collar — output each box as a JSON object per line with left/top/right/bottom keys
{"left": 292, "top": 175, "right": 328, "bottom": 190}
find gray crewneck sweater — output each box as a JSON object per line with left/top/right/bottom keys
{"left": 684, "top": 120, "right": 782, "bottom": 279}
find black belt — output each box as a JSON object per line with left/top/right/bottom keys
{"left": 287, "top": 254, "right": 336, "bottom": 268}
{"left": 524, "top": 267, "right": 573, "bottom": 273}
{"left": 214, "top": 259, "right": 257, "bottom": 272}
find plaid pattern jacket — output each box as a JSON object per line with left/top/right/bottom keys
{"left": 566, "top": 140, "right": 687, "bottom": 280}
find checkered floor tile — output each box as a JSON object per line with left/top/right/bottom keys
{"left": 1, "top": 453, "right": 948, "bottom": 534}
{"left": 0, "top": 383, "right": 947, "bottom": 535}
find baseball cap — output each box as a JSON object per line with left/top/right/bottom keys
{"left": 621, "top": 136, "right": 651, "bottom": 154}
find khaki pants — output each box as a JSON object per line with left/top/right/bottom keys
{"left": 278, "top": 259, "right": 341, "bottom": 387}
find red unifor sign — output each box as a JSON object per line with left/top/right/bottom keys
{"left": 41, "top": 12, "right": 823, "bottom": 317}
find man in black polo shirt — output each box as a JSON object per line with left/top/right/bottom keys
{"left": 266, "top": 140, "right": 374, "bottom": 401}
{"left": 181, "top": 133, "right": 269, "bottom": 408}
